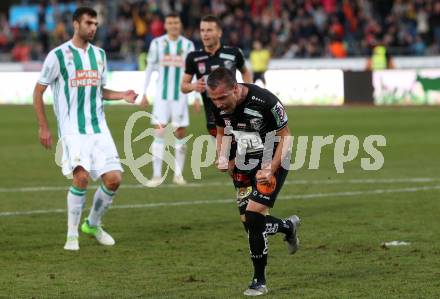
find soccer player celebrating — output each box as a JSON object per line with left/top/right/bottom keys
{"left": 207, "top": 67, "right": 300, "bottom": 296}
{"left": 33, "top": 7, "right": 138, "bottom": 251}
{"left": 140, "top": 13, "right": 197, "bottom": 187}
{"left": 181, "top": 15, "right": 252, "bottom": 137}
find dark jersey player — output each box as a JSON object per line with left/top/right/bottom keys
{"left": 207, "top": 67, "right": 301, "bottom": 296}
{"left": 181, "top": 15, "right": 252, "bottom": 137}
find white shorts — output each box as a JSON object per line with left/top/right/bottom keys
{"left": 59, "top": 132, "right": 123, "bottom": 181}
{"left": 151, "top": 98, "right": 189, "bottom": 128}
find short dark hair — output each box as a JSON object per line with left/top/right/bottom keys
{"left": 201, "top": 15, "right": 222, "bottom": 30}
{"left": 207, "top": 67, "right": 236, "bottom": 90}
{"left": 72, "top": 7, "right": 97, "bottom": 23}
{"left": 166, "top": 12, "right": 180, "bottom": 19}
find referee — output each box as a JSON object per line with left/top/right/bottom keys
{"left": 181, "top": 15, "right": 252, "bottom": 137}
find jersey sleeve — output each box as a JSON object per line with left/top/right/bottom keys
{"left": 143, "top": 39, "right": 159, "bottom": 93}
{"left": 37, "top": 51, "right": 60, "bottom": 85}
{"left": 235, "top": 47, "right": 245, "bottom": 70}
{"left": 184, "top": 52, "right": 196, "bottom": 75}
{"left": 100, "top": 49, "right": 108, "bottom": 87}
{"left": 147, "top": 39, "right": 159, "bottom": 65}
{"left": 265, "top": 93, "right": 288, "bottom": 131}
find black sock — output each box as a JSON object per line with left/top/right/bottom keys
{"left": 265, "top": 215, "right": 292, "bottom": 236}
{"left": 245, "top": 211, "right": 268, "bottom": 282}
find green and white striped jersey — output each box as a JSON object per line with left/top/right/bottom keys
{"left": 143, "top": 35, "right": 195, "bottom": 101}
{"left": 38, "top": 40, "right": 109, "bottom": 136}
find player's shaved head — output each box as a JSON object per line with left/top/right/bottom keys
{"left": 207, "top": 67, "right": 236, "bottom": 90}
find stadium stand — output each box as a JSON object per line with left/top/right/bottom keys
{"left": 1, "top": 0, "right": 440, "bottom": 65}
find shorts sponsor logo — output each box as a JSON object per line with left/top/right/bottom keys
{"left": 237, "top": 186, "right": 252, "bottom": 200}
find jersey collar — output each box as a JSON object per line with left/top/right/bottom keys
{"left": 203, "top": 44, "right": 223, "bottom": 56}
{"left": 68, "top": 40, "right": 92, "bottom": 53}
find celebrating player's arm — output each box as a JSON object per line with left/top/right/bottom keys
{"left": 256, "top": 126, "right": 290, "bottom": 185}
{"left": 215, "top": 125, "right": 235, "bottom": 176}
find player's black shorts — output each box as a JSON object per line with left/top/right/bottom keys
{"left": 253, "top": 71, "right": 266, "bottom": 85}
{"left": 233, "top": 165, "right": 288, "bottom": 215}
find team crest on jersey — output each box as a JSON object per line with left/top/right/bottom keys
{"left": 224, "top": 119, "right": 231, "bottom": 126}
{"left": 250, "top": 118, "right": 263, "bottom": 130}
{"left": 224, "top": 60, "right": 234, "bottom": 70}
{"left": 197, "top": 62, "right": 206, "bottom": 74}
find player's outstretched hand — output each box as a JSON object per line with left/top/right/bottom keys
{"left": 123, "top": 90, "right": 138, "bottom": 104}
{"left": 194, "top": 78, "right": 206, "bottom": 93}
{"left": 39, "top": 127, "right": 52, "bottom": 149}
{"left": 256, "top": 168, "right": 273, "bottom": 185}
{"left": 140, "top": 95, "right": 149, "bottom": 108}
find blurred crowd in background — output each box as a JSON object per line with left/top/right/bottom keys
{"left": 1, "top": 0, "right": 440, "bottom": 64}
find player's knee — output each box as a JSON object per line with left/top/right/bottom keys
{"left": 174, "top": 127, "right": 186, "bottom": 139}
{"left": 103, "top": 171, "right": 122, "bottom": 191}
{"left": 72, "top": 167, "right": 89, "bottom": 189}
{"left": 155, "top": 127, "right": 165, "bottom": 138}
{"left": 244, "top": 210, "right": 266, "bottom": 234}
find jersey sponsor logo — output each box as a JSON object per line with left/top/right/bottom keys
{"left": 211, "top": 65, "right": 220, "bottom": 71}
{"left": 233, "top": 130, "right": 264, "bottom": 154}
{"left": 251, "top": 95, "right": 264, "bottom": 104}
{"left": 70, "top": 70, "right": 99, "bottom": 87}
{"left": 197, "top": 62, "right": 206, "bottom": 74}
{"left": 194, "top": 55, "right": 208, "bottom": 62}
{"left": 161, "top": 55, "right": 184, "bottom": 67}
{"left": 244, "top": 108, "right": 263, "bottom": 118}
{"left": 271, "top": 102, "right": 288, "bottom": 127}
{"left": 219, "top": 53, "right": 235, "bottom": 61}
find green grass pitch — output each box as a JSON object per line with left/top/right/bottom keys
{"left": 0, "top": 105, "right": 439, "bottom": 298}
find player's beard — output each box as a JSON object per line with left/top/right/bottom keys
{"left": 79, "top": 29, "right": 95, "bottom": 42}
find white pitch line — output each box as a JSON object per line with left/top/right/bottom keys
{"left": 1, "top": 185, "right": 439, "bottom": 217}
{"left": 1, "top": 177, "right": 440, "bottom": 193}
